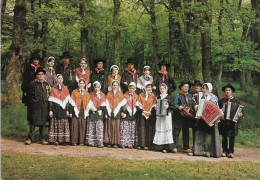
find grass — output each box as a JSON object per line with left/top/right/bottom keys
{"left": 2, "top": 153, "right": 260, "bottom": 179}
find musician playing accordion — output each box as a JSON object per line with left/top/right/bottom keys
{"left": 218, "top": 84, "right": 244, "bottom": 158}
{"left": 193, "top": 83, "right": 222, "bottom": 158}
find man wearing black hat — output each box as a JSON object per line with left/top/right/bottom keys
{"left": 173, "top": 80, "right": 196, "bottom": 153}
{"left": 121, "top": 58, "right": 139, "bottom": 94}
{"left": 90, "top": 58, "right": 107, "bottom": 93}
{"left": 25, "top": 67, "right": 50, "bottom": 145}
{"left": 153, "top": 60, "right": 176, "bottom": 96}
{"left": 22, "top": 51, "right": 42, "bottom": 106}
{"left": 218, "top": 84, "right": 244, "bottom": 158}
{"left": 56, "top": 51, "right": 76, "bottom": 94}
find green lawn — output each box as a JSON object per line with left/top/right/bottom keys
{"left": 2, "top": 153, "right": 260, "bottom": 180}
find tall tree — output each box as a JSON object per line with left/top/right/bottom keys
{"left": 251, "top": 0, "right": 260, "bottom": 107}
{"left": 165, "top": 0, "right": 195, "bottom": 80}
{"left": 4, "top": 0, "right": 27, "bottom": 106}
{"left": 140, "top": 0, "right": 159, "bottom": 70}
{"left": 113, "top": 0, "right": 121, "bottom": 66}
{"left": 199, "top": 0, "right": 213, "bottom": 83}
{"left": 80, "top": 0, "right": 89, "bottom": 64}
{"left": 41, "top": 0, "right": 49, "bottom": 64}
{"left": 1, "top": 0, "right": 7, "bottom": 28}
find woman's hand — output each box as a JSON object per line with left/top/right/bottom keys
{"left": 179, "top": 106, "right": 184, "bottom": 111}
{"left": 49, "top": 111, "right": 53, "bottom": 118}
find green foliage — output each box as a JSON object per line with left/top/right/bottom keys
{"left": 2, "top": 153, "right": 260, "bottom": 179}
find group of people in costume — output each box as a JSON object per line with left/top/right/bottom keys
{"left": 22, "top": 51, "right": 244, "bottom": 158}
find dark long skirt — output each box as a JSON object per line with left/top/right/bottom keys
{"left": 193, "top": 120, "right": 221, "bottom": 158}
{"left": 138, "top": 116, "right": 155, "bottom": 148}
{"left": 71, "top": 117, "right": 86, "bottom": 144}
{"left": 49, "top": 118, "right": 70, "bottom": 143}
{"left": 104, "top": 118, "right": 120, "bottom": 145}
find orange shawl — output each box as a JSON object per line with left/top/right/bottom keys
{"left": 90, "top": 91, "right": 106, "bottom": 108}
{"left": 108, "top": 74, "right": 121, "bottom": 91}
{"left": 137, "top": 92, "right": 157, "bottom": 119}
{"left": 106, "top": 90, "right": 126, "bottom": 117}
{"left": 76, "top": 67, "right": 91, "bottom": 84}
{"left": 70, "top": 89, "right": 93, "bottom": 118}
{"left": 124, "top": 92, "right": 138, "bottom": 116}
{"left": 48, "top": 84, "right": 70, "bottom": 109}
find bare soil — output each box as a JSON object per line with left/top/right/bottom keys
{"left": 1, "top": 137, "right": 260, "bottom": 163}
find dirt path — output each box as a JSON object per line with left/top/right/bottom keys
{"left": 1, "top": 137, "right": 260, "bottom": 163}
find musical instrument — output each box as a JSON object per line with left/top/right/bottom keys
{"left": 222, "top": 102, "right": 243, "bottom": 123}
{"left": 156, "top": 99, "right": 168, "bottom": 116}
{"left": 193, "top": 92, "right": 203, "bottom": 104}
{"left": 196, "top": 99, "right": 224, "bottom": 127}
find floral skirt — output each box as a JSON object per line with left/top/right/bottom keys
{"left": 120, "top": 119, "right": 138, "bottom": 147}
{"left": 49, "top": 118, "right": 70, "bottom": 143}
{"left": 85, "top": 119, "right": 104, "bottom": 146}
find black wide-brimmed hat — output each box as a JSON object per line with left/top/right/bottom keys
{"left": 29, "top": 51, "right": 42, "bottom": 62}
{"left": 93, "top": 58, "right": 106, "bottom": 65}
{"left": 179, "top": 80, "right": 191, "bottom": 90}
{"left": 60, "top": 51, "right": 73, "bottom": 59}
{"left": 126, "top": 58, "right": 136, "bottom": 65}
{"left": 192, "top": 80, "right": 202, "bottom": 86}
{"left": 34, "top": 67, "right": 46, "bottom": 76}
{"left": 158, "top": 60, "right": 170, "bottom": 67}
{"left": 222, "top": 84, "right": 236, "bottom": 92}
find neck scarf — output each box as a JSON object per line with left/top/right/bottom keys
{"left": 95, "top": 67, "right": 104, "bottom": 73}
{"left": 64, "top": 63, "right": 70, "bottom": 72}
{"left": 224, "top": 96, "right": 234, "bottom": 102}
{"left": 127, "top": 69, "right": 136, "bottom": 82}
{"left": 158, "top": 70, "right": 168, "bottom": 82}
{"left": 179, "top": 91, "right": 189, "bottom": 106}
{"left": 31, "top": 64, "right": 40, "bottom": 72}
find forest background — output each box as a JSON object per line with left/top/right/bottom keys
{"left": 1, "top": 0, "right": 260, "bottom": 179}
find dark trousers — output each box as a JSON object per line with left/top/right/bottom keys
{"left": 28, "top": 124, "right": 45, "bottom": 142}
{"left": 222, "top": 135, "right": 235, "bottom": 153}
{"left": 182, "top": 126, "right": 195, "bottom": 150}
{"left": 173, "top": 128, "right": 181, "bottom": 148}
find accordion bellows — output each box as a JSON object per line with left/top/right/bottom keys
{"left": 196, "top": 99, "right": 224, "bottom": 127}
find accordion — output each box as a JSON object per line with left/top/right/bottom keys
{"left": 156, "top": 99, "right": 168, "bottom": 116}
{"left": 193, "top": 92, "right": 203, "bottom": 105}
{"left": 222, "top": 102, "right": 243, "bottom": 123}
{"left": 196, "top": 99, "right": 224, "bottom": 127}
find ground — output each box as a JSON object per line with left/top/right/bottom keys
{"left": 1, "top": 137, "right": 260, "bottom": 163}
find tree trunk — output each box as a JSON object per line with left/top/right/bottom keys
{"left": 1, "top": 0, "right": 7, "bottom": 28}
{"left": 199, "top": 0, "right": 212, "bottom": 83}
{"left": 168, "top": 6, "right": 175, "bottom": 78}
{"left": 4, "top": 0, "right": 27, "bottom": 106}
{"left": 246, "top": 70, "right": 254, "bottom": 96}
{"left": 169, "top": 0, "right": 195, "bottom": 80}
{"left": 141, "top": 0, "right": 159, "bottom": 71}
{"left": 194, "top": 26, "right": 203, "bottom": 81}
{"left": 113, "top": 0, "right": 121, "bottom": 67}
{"left": 257, "top": 76, "right": 260, "bottom": 108}
{"left": 80, "top": 0, "right": 89, "bottom": 66}
{"left": 31, "top": 0, "right": 39, "bottom": 43}
{"left": 42, "top": 0, "right": 49, "bottom": 64}
{"left": 239, "top": 71, "right": 247, "bottom": 91}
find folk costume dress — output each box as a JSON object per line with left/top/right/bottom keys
{"left": 108, "top": 74, "right": 121, "bottom": 92}
{"left": 121, "top": 68, "right": 139, "bottom": 94}
{"left": 56, "top": 63, "right": 76, "bottom": 94}
{"left": 218, "top": 97, "right": 243, "bottom": 154}
{"left": 193, "top": 93, "right": 221, "bottom": 158}
{"left": 27, "top": 79, "right": 50, "bottom": 142}
{"left": 90, "top": 68, "right": 107, "bottom": 93}
{"left": 75, "top": 67, "right": 91, "bottom": 89}
{"left": 44, "top": 67, "right": 56, "bottom": 87}
{"left": 153, "top": 70, "right": 176, "bottom": 96}
{"left": 85, "top": 91, "right": 107, "bottom": 146}
{"left": 22, "top": 63, "right": 41, "bottom": 106}
{"left": 119, "top": 91, "right": 139, "bottom": 147}
{"left": 173, "top": 92, "right": 196, "bottom": 150}
{"left": 69, "top": 88, "right": 93, "bottom": 145}
{"left": 104, "top": 90, "right": 127, "bottom": 145}
{"left": 48, "top": 84, "right": 70, "bottom": 143}
{"left": 136, "top": 91, "right": 157, "bottom": 148}
{"left": 153, "top": 94, "right": 174, "bottom": 151}
{"left": 137, "top": 74, "right": 153, "bottom": 93}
